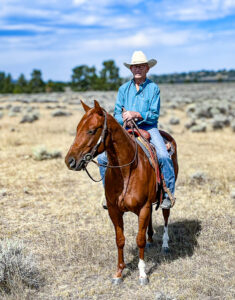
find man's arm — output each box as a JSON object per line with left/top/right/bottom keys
{"left": 138, "top": 87, "right": 160, "bottom": 126}
{"left": 114, "top": 88, "right": 125, "bottom": 125}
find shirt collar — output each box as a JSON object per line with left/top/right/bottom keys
{"left": 131, "top": 78, "right": 150, "bottom": 92}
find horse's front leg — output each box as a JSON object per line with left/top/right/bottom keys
{"left": 108, "top": 207, "right": 125, "bottom": 284}
{"left": 162, "top": 208, "right": 170, "bottom": 254}
{"left": 137, "top": 205, "right": 151, "bottom": 285}
{"left": 146, "top": 205, "right": 154, "bottom": 248}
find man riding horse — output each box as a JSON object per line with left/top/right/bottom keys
{"left": 98, "top": 50, "right": 175, "bottom": 210}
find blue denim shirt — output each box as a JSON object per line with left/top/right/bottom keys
{"left": 114, "top": 78, "right": 160, "bottom": 128}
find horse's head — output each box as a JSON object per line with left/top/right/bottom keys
{"left": 65, "top": 100, "right": 107, "bottom": 171}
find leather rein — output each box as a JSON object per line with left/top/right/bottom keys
{"left": 80, "top": 110, "right": 138, "bottom": 182}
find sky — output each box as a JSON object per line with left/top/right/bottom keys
{"left": 0, "top": 0, "right": 235, "bottom": 81}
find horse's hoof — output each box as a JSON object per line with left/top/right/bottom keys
{"left": 145, "top": 242, "right": 154, "bottom": 250}
{"left": 112, "top": 277, "right": 122, "bottom": 285}
{"left": 161, "top": 247, "right": 170, "bottom": 255}
{"left": 139, "top": 276, "right": 149, "bottom": 285}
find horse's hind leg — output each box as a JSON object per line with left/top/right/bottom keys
{"left": 108, "top": 208, "right": 125, "bottom": 284}
{"left": 146, "top": 205, "right": 154, "bottom": 248}
{"left": 162, "top": 208, "right": 170, "bottom": 254}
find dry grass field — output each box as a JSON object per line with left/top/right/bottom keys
{"left": 0, "top": 83, "right": 235, "bottom": 299}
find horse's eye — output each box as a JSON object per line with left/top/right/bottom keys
{"left": 87, "top": 128, "right": 97, "bottom": 135}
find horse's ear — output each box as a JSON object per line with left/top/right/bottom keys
{"left": 94, "top": 100, "right": 101, "bottom": 109}
{"left": 80, "top": 100, "right": 91, "bottom": 112}
{"left": 94, "top": 100, "right": 104, "bottom": 116}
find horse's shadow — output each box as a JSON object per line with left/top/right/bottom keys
{"left": 125, "top": 219, "right": 201, "bottom": 276}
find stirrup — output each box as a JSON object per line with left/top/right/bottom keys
{"left": 103, "top": 204, "right": 108, "bottom": 210}
{"left": 101, "top": 193, "right": 108, "bottom": 210}
{"left": 160, "top": 198, "right": 172, "bottom": 209}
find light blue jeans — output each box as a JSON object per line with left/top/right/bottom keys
{"left": 97, "top": 126, "right": 175, "bottom": 198}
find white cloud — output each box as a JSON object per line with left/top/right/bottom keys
{"left": 0, "top": 4, "right": 59, "bottom": 19}
{"left": 73, "top": 0, "right": 87, "bottom": 5}
{"left": 73, "top": 0, "right": 143, "bottom": 6}
{"left": 154, "top": 0, "right": 235, "bottom": 21}
{"left": 79, "top": 28, "right": 195, "bottom": 52}
{"left": 0, "top": 24, "right": 52, "bottom": 33}
{"left": 0, "top": 0, "right": 141, "bottom": 33}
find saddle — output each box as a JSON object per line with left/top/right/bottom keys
{"left": 127, "top": 129, "right": 178, "bottom": 177}
{"left": 127, "top": 128, "right": 174, "bottom": 154}
{"left": 127, "top": 128, "right": 179, "bottom": 207}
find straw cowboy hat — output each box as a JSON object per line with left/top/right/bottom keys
{"left": 124, "top": 51, "right": 157, "bottom": 69}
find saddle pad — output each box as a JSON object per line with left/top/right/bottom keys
{"left": 136, "top": 137, "right": 161, "bottom": 184}
{"left": 136, "top": 138, "right": 154, "bottom": 166}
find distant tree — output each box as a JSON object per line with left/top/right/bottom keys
{"left": 28, "top": 69, "right": 45, "bottom": 93}
{"left": 216, "top": 74, "right": 223, "bottom": 83}
{"left": 45, "top": 80, "right": 65, "bottom": 92}
{"left": 228, "top": 69, "right": 235, "bottom": 77}
{"left": 2, "top": 74, "right": 14, "bottom": 93}
{"left": 71, "top": 65, "right": 98, "bottom": 91}
{"left": 100, "top": 60, "right": 121, "bottom": 90}
{"left": 13, "top": 74, "right": 28, "bottom": 93}
{"left": 0, "top": 72, "right": 5, "bottom": 92}
{"left": 184, "top": 77, "right": 191, "bottom": 83}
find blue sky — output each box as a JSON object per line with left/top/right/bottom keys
{"left": 0, "top": 0, "right": 235, "bottom": 81}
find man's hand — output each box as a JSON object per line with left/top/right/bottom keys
{"left": 126, "top": 120, "right": 133, "bottom": 128}
{"left": 122, "top": 111, "right": 142, "bottom": 122}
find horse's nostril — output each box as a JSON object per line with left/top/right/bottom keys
{"left": 69, "top": 157, "right": 76, "bottom": 169}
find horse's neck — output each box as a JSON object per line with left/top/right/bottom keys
{"left": 105, "top": 116, "right": 137, "bottom": 201}
{"left": 106, "top": 116, "right": 136, "bottom": 167}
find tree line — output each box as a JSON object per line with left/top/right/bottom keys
{"left": 150, "top": 69, "right": 235, "bottom": 84}
{"left": 0, "top": 60, "right": 122, "bottom": 94}
{"left": 1, "top": 60, "right": 235, "bottom": 94}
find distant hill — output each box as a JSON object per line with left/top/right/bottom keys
{"left": 149, "top": 69, "right": 235, "bottom": 84}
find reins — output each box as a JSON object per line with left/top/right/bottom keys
{"left": 81, "top": 109, "right": 139, "bottom": 182}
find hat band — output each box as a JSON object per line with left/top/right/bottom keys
{"left": 131, "top": 60, "right": 148, "bottom": 65}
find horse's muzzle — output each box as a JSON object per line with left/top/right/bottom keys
{"left": 67, "top": 156, "right": 85, "bottom": 171}
{"left": 68, "top": 157, "right": 76, "bottom": 169}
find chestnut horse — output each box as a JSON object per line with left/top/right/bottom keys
{"left": 65, "top": 100, "right": 178, "bottom": 285}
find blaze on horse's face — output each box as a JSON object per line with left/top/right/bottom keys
{"left": 65, "top": 100, "right": 105, "bottom": 171}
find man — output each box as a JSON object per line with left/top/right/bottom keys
{"left": 98, "top": 50, "right": 175, "bottom": 209}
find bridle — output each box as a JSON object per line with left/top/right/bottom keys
{"left": 79, "top": 109, "right": 138, "bottom": 182}
{"left": 79, "top": 109, "right": 108, "bottom": 168}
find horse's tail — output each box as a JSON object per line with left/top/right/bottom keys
{"left": 155, "top": 131, "right": 179, "bottom": 210}
{"left": 159, "top": 130, "right": 179, "bottom": 181}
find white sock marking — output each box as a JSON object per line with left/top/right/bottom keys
{"left": 138, "top": 259, "right": 147, "bottom": 278}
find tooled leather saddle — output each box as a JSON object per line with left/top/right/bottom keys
{"left": 127, "top": 128, "right": 179, "bottom": 182}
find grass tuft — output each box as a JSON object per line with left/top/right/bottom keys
{"left": 32, "top": 145, "right": 62, "bottom": 160}
{"left": 0, "top": 239, "right": 43, "bottom": 295}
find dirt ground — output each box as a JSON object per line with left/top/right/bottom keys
{"left": 0, "top": 85, "right": 234, "bottom": 299}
